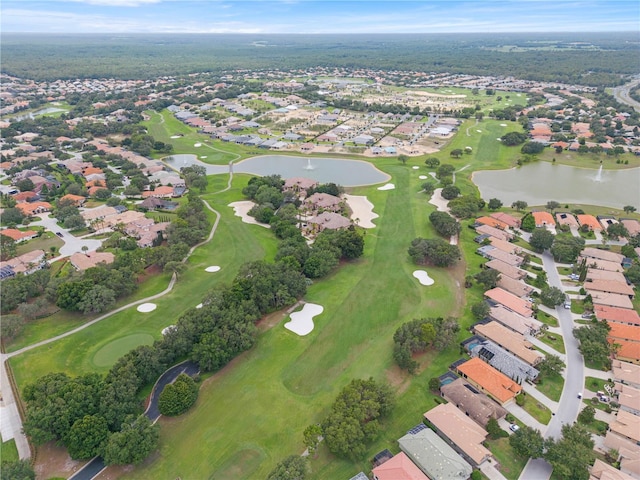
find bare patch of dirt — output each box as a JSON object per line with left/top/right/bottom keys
{"left": 137, "top": 264, "right": 162, "bottom": 283}
{"left": 34, "top": 442, "right": 85, "bottom": 480}
{"left": 385, "top": 364, "right": 412, "bottom": 395}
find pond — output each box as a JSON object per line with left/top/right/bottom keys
{"left": 164, "top": 154, "right": 390, "bottom": 187}
{"left": 11, "top": 107, "right": 65, "bottom": 121}
{"left": 473, "top": 162, "right": 640, "bottom": 209}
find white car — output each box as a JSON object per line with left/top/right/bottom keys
{"left": 510, "top": 424, "right": 520, "bottom": 432}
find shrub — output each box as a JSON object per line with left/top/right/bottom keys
{"left": 158, "top": 373, "right": 199, "bottom": 416}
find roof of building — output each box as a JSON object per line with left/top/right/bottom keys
{"left": 456, "top": 357, "right": 522, "bottom": 404}
{"left": 485, "top": 259, "right": 527, "bottom": 280}
{"left": 490, "top": 212, "right": 520, "bottom": 228}
{"left": 474, "top": 321, "right": 543, "bottom": 365}
{"left": 589, "top": 458, "right": 635, "bottom": 480}
{"left": 604, "top": 430, "right": 640, "bottom": 478}
{"left": 555, "top": 212, "right": 579, "bottom": 228}
{"left": 304, "top": 192, "right": 342, "bottom": 209}
{"left": 483, "top": 248, "right": 523, "bottom": 267}
{"left": 621, "top": 219, "right": 640, "bottom": 236}
{"left": 69, "top": 252, "right": 115, "bottom": 271}
{"left": 440, "top": 378, "right": 507, "bottom": 427}
{"left": 609, "top": 323, "right": 640, "bottom": 343}
{"left": 0, "top": 249, "right": 46, "bottom": 275}
{"left": 423, "top": 403, "right": 491, "bottom": 465}
{"left": 489, "top": 237, "right": 522, "bottom": 255}
{"left": 585, "top": 279, "right": 635, "bottom": 297}
{"left": 577, "top": 214, "right": 603, "bottom": 231}
{"left": 142, "top": 186, "right": 174, "bottom": 198}
{"left": 586, "top": 269, "right": 628, "bottom": 283}
{"left": 476, "top": 224, "right": 513, "bottom": 242}
{"left": 398, "top": 428, "right": 473, "bottom": 480}
{"left": 60, "top": 194, "right": 86, "bottom": 205}
{"left": 0, "top": 229, "right": 37, "bottom": 242}
{"left": 532, "top": 211, "right": 556, "bottom": 226}
{"left": 580, "top": 257, "right": 624, "bottom": 273}
{"left": 610, "top": 410, "right": 640, "bottom": 443}
{"left": 496, "top": 275, "right": 533, "bottom": 298}
{"left": 11, "top": 191, "right": 38, "bottom": 202}
{"left": 615, "top": 340, "right": 640, "bottom": 363}
{"left": 618, "top": 384, "right": 640, "bottom": 413}
{"left": 470, "top": 340, "right": 539, "bottom": 383}
{"left": 476, "top": 216, "right": 509, "bottom": 230}
{"left": 595, "top": 306, "right": 640, "bottom": 326}
{"left": 308, "top": 212, "right": 351, "bottom": 230}
{"left": 590, "top": 291, "right": 634, "bottom": 310}
{"left": 489, "top": 305, "right": 542, "bottom": 335}
{"left": 484, "top": 288, "right": 533, "bottom": 318}
{"left": 372, "top": 452, "right": 430, "bottom": 480}
{"left": 16, "top": 201, "right": 52, "bottom": 215}
{"left": 612, "top": 360, "right": 640, "bottom": 386}
{"left": 582, "top": 247, "right": 625, "bottom": 264}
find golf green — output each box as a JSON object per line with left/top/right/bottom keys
{"left": 92, "top": 334, "right": 155, "bottom": 368}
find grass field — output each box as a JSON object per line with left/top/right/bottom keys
{"left": 1, "top": 440, "right": 19, "bottom": 464}
{"left": 537, "top": 372, "right": 565, "bottom": 402}
{"left": 538, "top": 332, "right": 566, "bottom": 355}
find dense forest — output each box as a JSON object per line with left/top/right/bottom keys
{"left": 1, "top": 32, "right": 637, "bottom": 86}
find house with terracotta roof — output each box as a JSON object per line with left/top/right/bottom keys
{"left": 11, "top": 191, "right": 38, "bottom": 203}
{"left": 489, "top": 212, "right": 520, "bottom": 228}
{"left": 595, "top": 305, "right": 640, "bottom": 326}
{"left": 603, "top": 429, "right": 640, "bottom": 479}
{"left": 16, "top": 201, "right": 51, "bottom": 216}
{"left": 621, "top": 219, "right": 640, "bottom": 237}
{"left": 474, "top": 321, "right": 543, "bottom": 366}
{"left": 614, "top": 341, "right": 640, "bottom": 365}
{"left": 0, "top": 250, "right": 46, "bottom": 279}
{"left": 303, "top": 192, "right": 343, "bottom": 213}
{"left": 484, "top": 287, "right": 533, "bottom": 317}
{"left": 477, "top": 247, "right": 524, "bottom": 267}
{"left": 580, "top": 257, "right": 624, "bottom": 273}
{"left": 585, "top": 279, "right": 635, "bottom": 298}
{"left": 0, "top": 229, "right": 38, "bottom": 243}
{"left": 532, "top": 211, "right": 556, "bottom": 228}
{"left": 582, "top": 248, "right": 625, "bottom": 264}
{"left": 440, "top": 378, "right": 507, "bottom": 427}
{"left": 616, "top": 384, "right": 640, "bottom": 416}
{"left": 496, "top": 275, "right": 534, "bottom": 299}
{"left": 590, "top": 291, "right": 634, "bottom": 310}
{"left": 304, "top": 212, "right": 351, "bottom": 235}
{"left": 398, "top": 428, "right": 472, "bottom": 480}
{"left": 610, "top": 410, "right": 640, "bottom": 444}
{"left": 586, "top": 269, "right": 628, "bottom": 283}
{"left": 485, "top": 259, "right": 527, "bottom": 280}
{"left": 423, "top": 403, "right": 493, "bottom": 466}
{"left": 60, "top": 193, "right": 87, "bottom": 207}
{"left": 372, "top": 452, "right": 429, "bottom": 480}
{"left": 489, "top": 237, "right": 522, "bottom": 255}
{"left": 81, "top": 206, "right": 118, "bottom": 223}
{"left": 475, "top": 216, "right": 510, "bottom": 230}
{"left": 69, "top": 252, "right": 115, "bottom": 271}
{"left": 456, "top": 357, "right": 522, "bottom": 405}
{"left": 577, "top": 214, "right": 603, "bottom": 231}
{"left": 609, "top": 323, "right": 640, "bottom": 344}
{"left": 142, "top": 186, "right": 175, "bottom": 198}
{"left": 283, "top": 177, "right": 319, "bottom": 197}
{"left": 475, "top": 224, "right": 514, "bottom": 242}
{"left": 488, "top": 305, "right": 543, "bottom": 336}
{"left": 589, "top": 459, "right": 635, "bottom": 480}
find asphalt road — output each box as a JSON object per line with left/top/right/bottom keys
{"left": 612, "top": 76, "right": 640, "bottom": 113}
{"left": 518, "top": 250, "right": 585, "bottom": 480}
{"left": 69, "top": 361, "right": 199, "bottom": 480}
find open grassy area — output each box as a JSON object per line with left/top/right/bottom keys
{"left": 537, "top": 372, "right": 565, "bottom": 402}
{"left": 585, "top": 376, "right": 613, "bottom": 392}
{"left": 1, "top": 439, "right": 19, "bottom": 464}
{"left": 537, "top": 332, "right": 566, "bottom": 354}
{"left": 15, "top": 233, "right": 63, "bottom": 257}
{"left": 486, "top": 437, "right": 528, "bottom": 480}
{"left": 521, "top": 393, "right": 552, "bottom": 425}
{"left": 538, "top": 148, "right": 640, "bottom": 170}
{"left": 536, "top": 311, "right": 559, "bottom": 328}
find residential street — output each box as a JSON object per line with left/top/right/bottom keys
{"left": 29, "top": 212, "right": 103, "bottom": 258}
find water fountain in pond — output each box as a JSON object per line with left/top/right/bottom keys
{"left": 304, "top": 158, "right": 315, "bottom": 171}
{"left": 594, "top": 164, "right": 603, "bottom": 182}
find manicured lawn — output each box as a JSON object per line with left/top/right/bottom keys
{"left": 1, "top": 439, "right": 19, "bottom": 464}
{"left": 536, "top": 311, "right": 559, "bottom": 327}
{"left": 585, "top": 376, "right": 613, "bottom": 393}
{"left": 536, "top": 372, "right": 564, "bottom": 402}
{"left": 15, "top": 233, "right": 63, "bottom": 257}
{"left": 521, "top": 393, "right": 552, "bottom": 425}
{"left": 537, "top": 332, "right": 566, "bottom": 354}
{"left": 486, "top": 437, "right": 528, "bottom": 480}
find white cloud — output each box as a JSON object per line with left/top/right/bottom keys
{"left": 66, "top": 0, "right": 162, "bottom": 6}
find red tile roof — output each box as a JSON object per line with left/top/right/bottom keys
{"left": 457, "top": 357, "right": 522, "bottom": 404}
{"left": 372, "top": 452, "right": 429, "bottom": 480}
{"left": 595, "top": 305, "right": 640, "bottom": 326}
{"left": 532, "top": 211, "right": 555, "bottom": 227}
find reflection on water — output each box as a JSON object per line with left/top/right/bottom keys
{"left": 473, "top": 162, "right": 640, "bottom": 209}
{"left": 164, "top": 154, "right": 390, "bottom": 187}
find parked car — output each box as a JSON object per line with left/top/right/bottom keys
{"left": 509, "top": 424, "right": 520, "bottom": 432}
{"left": 577, "top": 392, "right": 583, "bottom": 399}
{"left": 55, "top": 232, "right": 64, "bottom": 237}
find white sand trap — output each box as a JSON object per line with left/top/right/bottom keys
{"left": 377, "top": 183, "right": 395, "bottom": 191}
{"left": 200, "top": 156, "right": 207, "bottom": 159}
{"left": 228, "top": 201, "right": 271, "bottom": 228}
{"left": 500, "top": 123, "right": 507, "bottom": 127}
{"left": 284, "top": 303, "right": 324, "bottom": 336}
{"left": 161, "top": 325, "right": 176, "bottom": 335}
{"left": 419, "top": 175, "right": 428, "bottom": 180}
{"left": 412, "top": 166, "right": 419, "bottom": 170}
{"left": 476, "top": 129, "right": 482, "bottom": 133}
{"left": 413, "top": 270, "right": 435, "bottom": 286}
{"left": 196, "top": 303, "right": 203, "bottom": 309}
{"left": 344, "top": 194, "right": 378, "bottom": 229}
{"left": 205, "top": 266, "right": 221, "bottom": 273}
{"left": 170, "top": 135, "right": 181, "bottom": 139}
{"left": 137, "top": 303, "right": 157, "bottom": 313}
{"left": 429, "top": 172, "right": 437, "bottom": 179}
{"left": 517, "top": 94, "right": 522, "bottom": 96}
{"left": 194, "top": 143, "right": 202, "bottom": 147}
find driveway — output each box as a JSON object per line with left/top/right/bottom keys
{"left": 29, "top": 213, "right": 103, "bottom": 257}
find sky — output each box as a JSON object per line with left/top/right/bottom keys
{"left": 1, "top": 0, "right": 638, "bottom": 34}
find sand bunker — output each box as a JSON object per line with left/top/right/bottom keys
{"left": 284, "top": 303, "right": 324, "bottom": 336}
{"left": 161, "top": 325, "right": 177, "bottom": 335}
{"left": 137, "top": 303, "right": 157, "bottom": 313}
{"left": 194, "top": 143, "right": 202, "bottom": 147}
{"left": 476, "top": 130, "right": 482, "bottom": 133}
{"left": 200, "top": 156, "right": 207, "bottom": 159}
{"left": 196, "top": 303, "right": 203, "bottom": 309}
{"left": 205, "top": 266, "right": 221, "bottom": 273}
{"left": 413, "top": 270, "right": 435, "bottom": 286}
{"left": 377, "top": 183, "right": 395, "bottom": 191}
{"left": 344, "top": 194, "right": 378, "bottom": 229}
{"left": 500, "top": 123, "right": 507, "bottom": 127}
{"left": 419, "top": 175, "right": 428, "bottom": 180}
{"left": 412, "top": 166, "right": 419, "bottom": 170}
{"left": 228, "top": 201, "right": 271, "bottom": 228}
{"left": 170, "top": 135, "right": 181, "bottom": 139}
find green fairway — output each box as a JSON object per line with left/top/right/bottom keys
{"left": 92, "top": 333, "right": 155, "bottom": 367}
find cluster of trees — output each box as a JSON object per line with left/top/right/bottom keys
{"left": 180, "top": 165, "right": 208, "bottom": 193}
{"left": 392, "top": 317, "right": 460, "bottom": 373}
{"left": 166, "top": 194, "right": 211, "bottom": 246}
{"left": 510, "top": 423, "right": 595, "bottom": 479}
{"left": 157, "top": 373, "right": 199, "bottom": 416}
{"left": 501, "top": 131, "right": 527, "bottom": 146}
{"left": 574, "top": 319, "right": 613, "bottom": 369}
{"left": 429, "top": 211, "right": 461, "bottom": 237}
{"left": 267, "top": 455, "right": 310, "bottom": 480}
{"left": 448, "top": 195, "right": 485, "bottom": 219}
{"left": 408, "top": 237, "right": 461, "bottom": 267}
{"left": 306, "top": 378, "right": 393, "bottom": 460}
{"left": 551, "top": 235, "right": 585, "bottom": 263}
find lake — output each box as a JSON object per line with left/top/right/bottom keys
{"left": 473, "top": 162, "right": 640, "bottom": 209}
{"left": 164, "top": 154, "right": 390, "bottom": 187}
